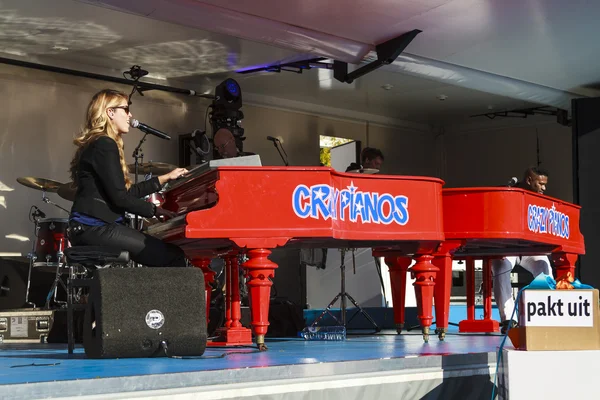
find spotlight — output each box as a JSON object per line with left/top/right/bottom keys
{"left": 210, "top": 78, "right": 245, "bottom": 158}
{"left": 214, "top": 78, "right": 242, "bottom": 110}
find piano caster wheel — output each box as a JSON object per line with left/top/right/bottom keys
{"left": 395, "top": 323, "right": 404, "bottom": 334}
{"left": 257, "top": 335, "right": 268, "bottom": 351}
{"left": 436, "top": 328, "right": 446, "bottom": 341}
{"left": 422, "top": 326, "right": 430, "bottom": 343}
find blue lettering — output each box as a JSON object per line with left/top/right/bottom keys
{"left": 292, "top": 185, "right": 310, "bottom": 218}
{"left": 329, "top": 189, "right": 340, "bottom": 219}
{"left": 378, "top": 194, "right": 395, "bottom": 225}
{"left": 339, "top": 190, "right": 351, "bottom": 221}
{"left": 540, "top": 208, "right": 547, "bottom": 233}
{"left": 311, "top": 185, "right": 331, "bottom": 220}
{"left": 292, "top": 184, "right": 411, "bottom": 226}
{"left": 352, "top": 192, "right": 366, "bottom": 222}
{"left": 364, "top": 193, "right": 379, "bottom": 223}
{"left": 527, "top": 203, "right": 570, "bottom": 239}
{"left": 393, "top": 196, "right": 409, "bottom": 225}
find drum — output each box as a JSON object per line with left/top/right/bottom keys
{"left": 33, "top": 218, "right": 69, "bottom": 268}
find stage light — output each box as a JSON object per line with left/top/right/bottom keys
{"left": 214, "top": 78, "right": 242, "bottom": 110}
{"left": 210, "top": 78, "right": 245, "bottom": 159}
{"left": 225, "top": 79, "right": 240, "bottom": 99}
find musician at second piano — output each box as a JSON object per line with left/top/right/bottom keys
{"left": 492, "top": 166, "right": 552, "bottom": 333}
{"left": 213, "top": 128, "right": 255, "bottom": 159}
{"left": 345, "top": 147, "right": 385, "bottom": 173}
{"left": 68, "top": 89, "right": 189, "bottom": 267}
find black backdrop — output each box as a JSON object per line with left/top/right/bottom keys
{"left": 572, "top": 96, "right": 600, "bottom": 288}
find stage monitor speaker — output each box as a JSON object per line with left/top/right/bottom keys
{"left": 84, "top": 267, "right": 206, "bottom": 358}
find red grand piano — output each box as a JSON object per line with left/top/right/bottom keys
{"left": 148, "top": 166, "right": 445, "bottom": 348}
{"left": 387, "top": 186, "right": 585, "bottom": 340}
{"left": 439, "top": 187, "right": 585, "bottom": 336}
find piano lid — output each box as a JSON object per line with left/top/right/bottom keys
{"left": 167, "top": 155, "right": 262, "bottom": 192}
{"left": 443, "top": 187, "right": 585, "bottom": 255}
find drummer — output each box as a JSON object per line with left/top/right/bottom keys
{"left": 67, "top": 89, "right": 189, "bottom": 268}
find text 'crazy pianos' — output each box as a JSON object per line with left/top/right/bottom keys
{"left": 528, "top": 204, "right": 570, "bottom": 239}
{"left": 292, "top": 182, "right": 409, "bottom": 225}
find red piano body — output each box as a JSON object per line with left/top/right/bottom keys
{"left": 149, "top": 166, "right": 445, "bottom": 347}
{"left": 391, "top": 187, "right": 584, "bottom": 339}
{"left": 387, "top": 187, "right": 584, "bottom": 339}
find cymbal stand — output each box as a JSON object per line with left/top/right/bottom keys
{"left": 310, "top": 248, "right": 380, "bottom": 331}
{"left": 44, "top": 235, "right": 68, "bottom": 309}
{"left": 24, "top": 213, "right": 40, "bottom": 309}
{"left": 41, "top": 191, "right": 70, "bottom": 214}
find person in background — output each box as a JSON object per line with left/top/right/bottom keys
{"left": 492, "top": 166, "right": 552, "bottom": 333}
{"left": 345, "top": 147, "right": 384, "bottom": 173}
{"left": 213, "top": 128, "right": 255, "bottom": 159}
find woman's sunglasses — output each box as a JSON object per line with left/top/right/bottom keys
{"left": 113, "top": 105, "right": 130, "bottom": 114}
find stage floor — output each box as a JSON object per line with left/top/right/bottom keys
{"left": 1, "top": 330, "right": 503, "bottom": 400}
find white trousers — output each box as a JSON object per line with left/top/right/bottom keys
{"left": 491, "top": 256, "right": 553, "bottom": 322}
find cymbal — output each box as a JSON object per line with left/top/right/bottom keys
{"left": 58, "top": 182, "right": 77, "bottom": 201}
{"left": 127, "top": 162, "right": 176, "bottom": 175}
{"left": 16, "top": 177, "right": 63, "bottom": 192}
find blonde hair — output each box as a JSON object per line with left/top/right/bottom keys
{"left": 70, "top": 89, "right": 132, "bottom": 188}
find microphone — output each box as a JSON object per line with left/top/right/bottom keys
{"left": 130, "top": 119, "right": 171, "bottom": 140}
{"left": 507, "top": 177, "right": 518, "bottom": 187}
{"left": 266, "top": 136, "right": 279, "bottom": 142}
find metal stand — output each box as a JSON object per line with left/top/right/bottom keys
{"left": 310, "top": 249, "right": 380, "bottom": 331}
{"left": 270, "top": 138, "right": 289, "bottom": 166}
{"left": 44, "top": 236, "right": 68, "bottom": 309}
{"left": 42, "top": 192, "right": 70, "bottom": 214}
{"left": 131, "top": 133, "right": 148, "bottom": 228}
{"left": 24, "top": 224, "right": 38, "bottom": 308}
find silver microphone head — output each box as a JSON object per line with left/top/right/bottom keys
{"left": 129, "top": 119, "right": 140, "bottom": 128}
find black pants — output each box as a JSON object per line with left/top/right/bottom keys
{"left": 69, "top": 221, "right": 186, "bottom": 268}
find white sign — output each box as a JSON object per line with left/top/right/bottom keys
{"left": 519, "top": 290, "right": 594, "bottom": 327}
{"left": 10, "top": 317, "right": 28, "bottom": 337}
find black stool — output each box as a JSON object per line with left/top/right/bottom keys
{"left": 64, "top": 246, "right": 129, "bottom": 354}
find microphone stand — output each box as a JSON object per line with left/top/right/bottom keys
{"left": 271, "top": 139, "right": 289, "bottom": 166}
{"left": 132, "top": 133, "right": 149, "bottom": 235}
{"left": 132, "top": 133, "right": 149, "bottom": 185}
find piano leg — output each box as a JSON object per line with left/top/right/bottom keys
{"left": 242, "top": 248, "right": 279, "bottom": 351}
{"left": 551, "top": 252, "right": 578, "bottom": 281}
{"left": 208, "top": 253, "right": 254, "bottom": 347}
{"left": 432, "top": 241, "right": 462, "bottom": 341}
{"left": 410, "top": 254, "right": 438, "bottom": 343}
{"left": 384, "top": 256, "right": 411, "bottom": 334}
{"left": 190, "top": 257, "right": 215, "bottom": 327}
{"left": 224, "top": 256, "right": 233, "bottom": 328}
{"left": 458, "top": 257, "right": 499, "bottom": 333}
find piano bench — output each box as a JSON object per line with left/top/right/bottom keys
{"left": 65, "top": 246, "right": 130, "bottom": 269}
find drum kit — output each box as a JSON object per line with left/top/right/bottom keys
{"left": 15, "top": 161, "right": 176, "bottom": 308}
